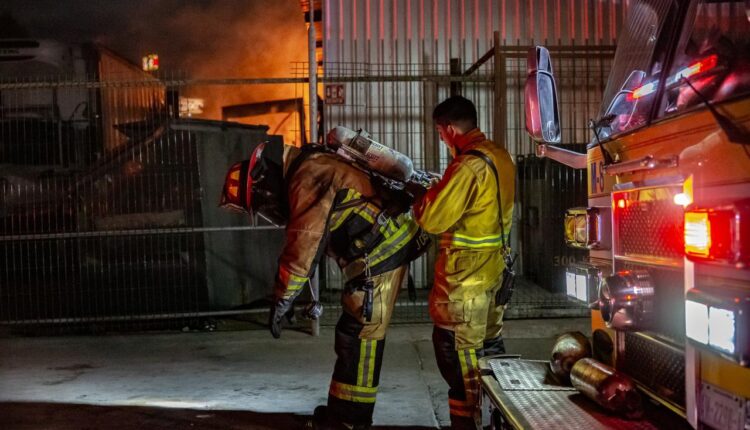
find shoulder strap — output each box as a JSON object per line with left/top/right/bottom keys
{"left": 284, "top": 144, "right": 332, "bottom": 185}
{"left": 465, "top": 149, "right": 507, "bottom": 249}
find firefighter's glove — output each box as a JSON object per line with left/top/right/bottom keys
{"left": 269, "top": 297, "right": 294, "bottom": 339}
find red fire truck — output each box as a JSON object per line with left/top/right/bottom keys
{"left": 481, "top": 1, "right": 750, "bottom": 429}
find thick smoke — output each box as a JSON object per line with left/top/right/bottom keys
{"left": 5, "top": 0, "right": 308, "bottom": 127}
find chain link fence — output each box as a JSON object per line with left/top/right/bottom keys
{"left": 0, "top": 44, "right": 613, "bottom": 333}
{"left": 316, "top": 46, "right": 614, "bottom": 324}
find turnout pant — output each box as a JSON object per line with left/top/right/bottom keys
{"left": 327, "top": 265, "right": 407, "bottom": 426}
{"left": 431, "top": 279, "right": 506, "bottom": 430}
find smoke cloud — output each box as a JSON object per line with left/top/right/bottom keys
{"left": 4, "top": 0, "right": 308, "bottom": 126}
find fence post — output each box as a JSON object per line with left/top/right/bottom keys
{"left": 450, "top": 58, "right": 461, "bottom": 96}
{"left": 308, "top": 18, "right": 320, "bottom": 336}
{"left": 493, "top": 31, "right": 507, "bottom": 150}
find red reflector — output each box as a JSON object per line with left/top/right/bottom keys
{"left": 685, "top": 211, "right": 711, "bottom": 258}
{"left": 676, "top": 54, "right": 718, "bottom": 81}
{"left": 628, "top": 81, "right": 658, "bottom": 101}
{"left": 685, "top": 208, "right": 734, "bottom": 261}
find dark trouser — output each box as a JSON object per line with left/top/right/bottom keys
{"left": 483, "top": 335, "right": 506, "bottom": 356}
{"left": 327, "top": 312, "right": 386, "bottom": 426}
{"left": 433, "top": 326, "right": 506, "bottom": 430}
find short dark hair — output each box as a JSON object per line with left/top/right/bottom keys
{"left": 432, "top": 95, "right": 477, "bottom": 130}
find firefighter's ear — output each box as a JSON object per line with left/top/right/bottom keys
{"left": 444, "top": 124, "right": 457, "bottom": 138}
{"left": 446, "top": 124, "right": 466, "bottom": 141}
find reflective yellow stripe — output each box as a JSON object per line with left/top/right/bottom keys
{"left": 330, "top": 190, "right": 359, "bottom": 231}
{"left": 329, "top": 380, "right": 378, "bottom": 404}
{"left": 440, "top": 232, "right": 504, "bottom": 249}
{"left": 330, "top": 191, "right": 418, "bottom": 264}
{"left": 330, "top": 191, "right": 383, "bottom": 231}
{"left": 458, "top": 348, "right": 479, "bottom": 404}
{"left": 281, "top": 271, "right": 309, "bottom": 299}
{"left": 357, "top": 340, "right": 366, "bottom": 386}
{"left": 367, "top": 340, "right": 377, "bottom": 387}
{"left": 355, "top": 202, "right": 380, "bottom": 224}
{"left": 449, "top": 398, "right": 475, "bottom": 417}
{"left": 369, "top": 220, "right": 420, "bottom": 266}
{"left": 329, "top": 209, "right": 350, "bottom": 231}
{"left": 357, "top": 339, "right": 377, "bottom": 387}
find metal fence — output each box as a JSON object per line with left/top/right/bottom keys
{"left": 0, "top": 76, "right": 289, "bottom": 331}
{"left": 0, "top": 44, "right": 613, "bottom": 332}
{"left": 318, "top": 45, "right": 614, "bottom": 322}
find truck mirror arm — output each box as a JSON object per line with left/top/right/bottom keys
{"left": 535, "top": 144, "right": 588, "bottom": 170}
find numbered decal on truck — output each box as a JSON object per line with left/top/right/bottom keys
{"left": 590, "top": 161, "right": 605, "bottom": 195}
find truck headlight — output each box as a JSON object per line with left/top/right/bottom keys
{"left": 685, "top": 300, "right": 709, "bottom": 345}
{"left": 686, "top": 287, "right": 749, "bottom": 367}
{"left": 564, "top": 207, "right": 610, "bottom": 250}
{"left": 565, "top": 263, "right": 601, "bottom": 304}
{"left": 708, "top": 307, "right": 735, "bottom": 354}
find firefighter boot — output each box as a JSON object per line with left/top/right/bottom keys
{"left": 304, "top": 406, "right": 372, "bottom": 430}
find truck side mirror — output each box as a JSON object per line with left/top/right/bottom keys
{"left": 525, "top": 46, "right": 561, "bottom": 144}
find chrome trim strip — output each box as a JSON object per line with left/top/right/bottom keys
{"left": 615, "top": 254, "right": 684, "bottom": 268}
{"left": 604, "top": 155, "right": 679, "bottom": 176}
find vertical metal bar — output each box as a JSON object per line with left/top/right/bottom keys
{"left": 43, "top": 177, "right": 51, "bottom": 320}
{"left": 449, "top": 57, "right": 461, "bottom": 96}
{"left": 493, "top": 31, "right": 506, "bottom": 149}
{"left": 308, "top": 17, "right": 320, "bottom": 334}
{"left": 309, "top": 19, "right": 319, "bottom": 146}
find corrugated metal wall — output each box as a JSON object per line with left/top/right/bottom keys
{"left": 318, "top": 0, "right": 622, "bottom": 158}
{"left": 322, "top": 0, "right": 623, "bottom": 64}
{"left": 315, "top": 1, "right": 620, "bottom": 312}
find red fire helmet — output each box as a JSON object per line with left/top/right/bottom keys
{"left": 219, "top": 143, "right": 265, "bottom": 213}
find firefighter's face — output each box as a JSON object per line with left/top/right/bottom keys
{"left": 436, "top": 123, "right": 459, "bottom": 156}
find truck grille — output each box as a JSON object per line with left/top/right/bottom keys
{"left": 622, "top": 332, "right": 685, "bottom": 408}
{"left": 614, "top": 187, "right": 684, "bottom": 263}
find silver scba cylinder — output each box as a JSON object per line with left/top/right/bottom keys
{"left": 326, "top": 126, "right": 415, "bottom": 182}
{"left": 597, "top": 270, "right": 655, "bottom": 330}
{"left": 571, "top": 358, "right": 644, "bottom": 419}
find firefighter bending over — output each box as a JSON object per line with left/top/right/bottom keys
{"left": 220, "top": 137, "right": 429, "bottom": 430}
{"left": 413, "top": 95, "right": 516, "bottom": 430}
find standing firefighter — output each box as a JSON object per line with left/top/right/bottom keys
{"left": 413, "top": 96, "right": 515, "bottom": 429}
{"left": 220, "top": 137, "right": 429, "bottom": 430}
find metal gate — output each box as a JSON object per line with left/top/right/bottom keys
{"left": 317, "top": 44, "right": 615, "bottom": 322}
{"left": 0, "top": 75, "right": 294, "bottom": 331}
{"left": 0, "top": 44, "right": 614, "bottom": 331}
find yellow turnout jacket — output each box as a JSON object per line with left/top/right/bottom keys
{"left": 414, "top": 129, "right": 515, "bottom": 344}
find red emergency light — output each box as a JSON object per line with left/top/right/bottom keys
{"left": 627, "top": 54, "right": 720, "bottom": 102}
{"left": 628, "top": 81, "right": 658, "bottom": 101}
{"left": 685, "top": 200, "right": 750, "bottom": 267}
{"left": 675, "top": 54, "right": 718, "bottom": 81}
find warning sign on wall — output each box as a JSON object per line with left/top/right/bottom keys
{"left": 325, "top": 84, "right": 345, "bottom": 105}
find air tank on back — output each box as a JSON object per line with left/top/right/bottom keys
{"left": 549, "top": 331, "right": 592, "bottom": 384}
{"left": 570, "top": 358, "right": 644, "bottom": 419}
{"left": 326, "top": 126, "right": 415, "bottom": 182}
